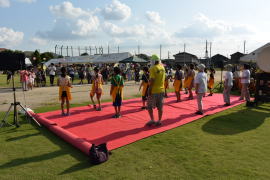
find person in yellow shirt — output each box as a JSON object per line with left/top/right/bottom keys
{"left": 90, "top": 67, "right": 104, "bottom": 111}
{"left": 57, "top": 67, "right": 72, "bottom": 116}
{"left": 139, "top": 67, "right": 150, "bottom": 110}
{"left": 146, "top": 55, "right": 165, "bottom": 126}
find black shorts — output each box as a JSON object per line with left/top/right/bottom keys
{"left": 113, "top": 93, "right": 122, "bottom": 107}
{"left": 61, "top": 91, "right": 67, "bottom": 98}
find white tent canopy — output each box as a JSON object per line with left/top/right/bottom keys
{"left": 240, "top": 43, "right": 270, "bottom": 63}
{"left": 44, "top": 52, "right": 132, "bottom": 67}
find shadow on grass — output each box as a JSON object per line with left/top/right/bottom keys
{"left": 202, "top": 107, "right": 270, "bottom": 135}
{"left": 0, "top": 119, "right": 94, "bottom": 175}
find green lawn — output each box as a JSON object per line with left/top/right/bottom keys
{"left": 0, "top": 74, "right": 91, "bottom": 89}
{"left": 0, "top": 99, "right": 270, "bottom": 179}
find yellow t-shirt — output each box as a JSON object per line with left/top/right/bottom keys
{"left": 149, "top": 64, "right": 165, "bottom": 94}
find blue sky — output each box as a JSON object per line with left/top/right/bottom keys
{"left": 0, "top": 0, "right": 270, "bottom": 58}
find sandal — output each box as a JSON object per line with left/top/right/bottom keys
{"left": 146, "top": 120, "right": 155, "bottom": 126}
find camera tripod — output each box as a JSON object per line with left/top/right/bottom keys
{"left": 0, "top": 73, "right": 41, "bottom": 128}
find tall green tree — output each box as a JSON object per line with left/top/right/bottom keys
{"left": 31, "top": 50, "right": 41, "bottom": 66}
{"left": 40, "top": 52, "right": 54, "bottom": 62}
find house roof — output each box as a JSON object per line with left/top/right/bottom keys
{"left": 173, "top": 52, "right": 198, "bottom": 59}
{"left": 230, "top": 52, "right": 245, "bottom": 56}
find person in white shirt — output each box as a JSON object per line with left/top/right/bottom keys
{"left": 240, "top": 64, "right": 251, "bottom": 102}
{"left": 223, "top": 64, "right": 234, "bottom": 106}
{"left": 48, "top": 63, "right": 56, "bottom": 86}
{"left": 195, "top": 64, "right": 207, "bottom": 115}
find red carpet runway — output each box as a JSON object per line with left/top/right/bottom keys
{"left": 31, "top": 93, "right": 244, "bottom": 155}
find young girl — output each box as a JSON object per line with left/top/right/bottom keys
{"left": 110, "top": 67, "right": 124, "bottom": 118}
{"left": 164, "top": 71, "right": 169, "bottom": 98}
{"left": 207, "top": 68, "right": 215, "bottom": 96}
{"left": 90, "top": 67, "right": 104, "bottom": 111}
{"left": 173, "top": 65, "right": 184, "bottom": 102}
{"left": 139, "top": 67, "right": 149, "bottom": 109}
{"left": 183, "top": 65, "right": 189, "bottom": 94}
{"left": 57, "top": 67, "right": 72, "bottom": 116}
{"left": 186, "top": 64, "right": 195, "bottom": 99}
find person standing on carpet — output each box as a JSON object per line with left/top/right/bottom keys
{"left": 57, "top": 67, "right": 72, "bottom": 116}
{"left": 173, "top": 65, "right": 184, "bottom": 102}
{"left": 207, "top": 68, "right": 215, "bottom": 96}
{"left": 239, "top": 64, "right": 251, "bottom": 103}
{"left": 194, "top": 64, "right": 207, "bottom": 115}
{"left": 146, "top": 55, "right": 165, "bottom": 126}
{"left": 90, "top": 67, "right": 104, "bottom": 111}
{"left": 110, "top": 67, "right": 124, "bottom": 118}
{"left": 164, "top": 70, "right": 169, "bottom": 98}
{"left": 139, "top": 66, "right": 150, "bottom": 110}
{"left": 223, "top": 64, "right": 233, "bottom": 106}
{"left": 186, "top": 64, "right": 195, "bottom": 99}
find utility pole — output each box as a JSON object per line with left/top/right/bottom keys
{"left": 108, "top": 45, "right": 110, "bottom": 54}
{"left": 89, "top": 46, "right": 92, "bottom": 55}
{"left": 138, "top": 45, "right": 140, "bottom": 54}
{"left": 60, "top": 45, "right": 63, "bottom": 56}
{"left": 71, "top": 46, "right": 73, "bottom": 57}
{"left": 184, "top": 43, "right": 186, "bottom": 65}
{"left": 78, "top": 46, "right": 81, "bottom": 56}
{"left": 118, "top": 45, "right": 119, "bottom": 53}
{"left": 66, "top": 46, "right": 69, "bottom": 57}
{"left": 160, "top": 44, "right": 162, "bottom": 60}
{"left": 168, "top": 51, "right": 170, "bottom": 59}
{"left": 209, "top": 42, "right": 212, "bottom": 66}
{"left": 54, "top": 45, "right": 57, "bottom": 55}
{"left": 244, "top": 40, "right": 246, "bottom": 54}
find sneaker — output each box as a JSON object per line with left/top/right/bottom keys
{"left": 155, "top": 121, "right": 162, "bottom": 126}
{"left": 66, "top": 112, "right": 70, "bottom": 116}
{"left": 146, "top": 120, "right": 155, "bottom": 126}
{"left": 195, "top": 111, "right": 203, "bottom": 115}
{"left": 224, "top": 103, "right": 230, "bottom": 106}
{"left": 61, "top": 112, "right": 65, "bottom": 116}
{"left": 112, "top": 114, "right": 118, "bottom": 118}
{"left": 96, "top": 107, "right": 102, "bottom": 111}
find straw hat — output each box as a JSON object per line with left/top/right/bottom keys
{"left": 197, "top": 64, "right": 205, "bottom": 71}
{"left": 224, "top": 64, "right": 233, "bottom": 71}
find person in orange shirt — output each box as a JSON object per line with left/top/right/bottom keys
{"left": 57, "top": 67, "right": 72, "bottom": 116}
{"left": 207, "top": 68, "right": 215, "bottom": 96}
{"left": 139, "top": 67, "right": 150, "bottom": 109}
{"left": 186, "top": 64, "right": 195, "bottom": 99}
{"left": 90, "top": 67, "right": 104, "bottom": 111}
{"left": 173, "top": 65, "right": 184, "bottom": 102}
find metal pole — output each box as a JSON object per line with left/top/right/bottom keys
{"left": 244, "top": 40, "right": 246, "bottom": 54}
{"left": 66, "top": 46, "right": 69, "bottom": 57}
{"left": 118, "top": 46, "right": 119, "bottom": 53}
{"left": 78, "top": 46, "right": 81, "bottom": 56}
{"left": 108, "top": 45, "right": 110, "bottom": 54}
{"left": 89, "top": 46, "right": 92, "bottom": 55}
{"left": 71, "top": 46, "right": 73, "bottom": 57}
{"left": 160, "top": 44, "right": 162, "bottom": 60}
{"left": 60, "top": 45, "right": 63, "bottom": 56}
{"left": 55, "top": 45, "right": 57, "bottom": 55}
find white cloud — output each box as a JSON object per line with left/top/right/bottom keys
{"left": 0, "top": 27, "right": 24, "bottom": 47}
{"left": 101, "top": 0, "right": 131, "bottom": 21}
{"left": 30, "top": 37, "right": 47, "bottom": 46}
{"left": 146, "top": 11, "right": 165, "bottom": 25}
{"left": 175, "top": 13, "right": 254, "bottom": 39}
{"left": 103, "top": 22, "right": 145, "bottom": 37}
{"left": 72, "top": 16, "right": 99, "bottom": 36}
{"left": 0, "top": 0, "right": 10, "bottom": 7}
{"left": 49, "top": 1, "right": 91, "bottom": 19}
{"left": 17, "top": 0, "right": 36, "bottom": 3}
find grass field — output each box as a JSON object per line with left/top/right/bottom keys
{"left": 0, "top": 97, "right": 270, "bottom": 179}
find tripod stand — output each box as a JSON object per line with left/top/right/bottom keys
{"left": 213, "top": 67, "right": 224, "bottom": 92}
{"left": 0, "top": 72, "right": 41, "bottom": 128}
